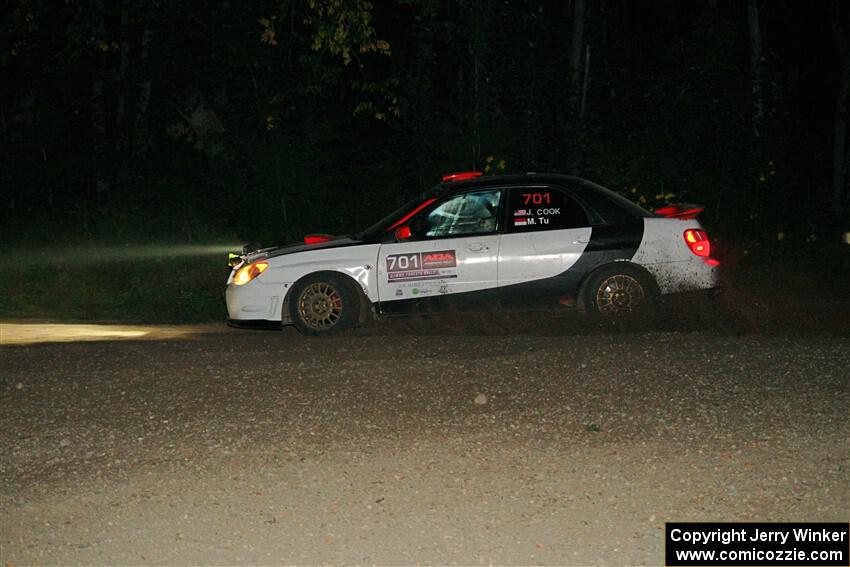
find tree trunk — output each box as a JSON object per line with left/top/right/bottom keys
{"left": 833, "top": 61, "right": 849, "bottom": 217}
{"left": 471, "top": 0, "right": 482, "bottom": 168}
{"left": 88, "top": 0, "right": 109, "bottom": 195}
{"left": 91, "top": 75, "right": 108, "bottom": 194}
{"left": 831, "top": 0, "right": 850, "bottom": 217}
{"left": 569, "top": 0, "right": 586, "bottom": 115}
{"left": 116, "top": 4, "right": 131, "bottom": 139}
{"left": 747, "top": 0, "right": 764, "bottom": 139}
{"left": 134, "top": 26, "right": 154, "bottom": 155}
{"left": 579, "top": 44, "right": 591, "bottom": 119}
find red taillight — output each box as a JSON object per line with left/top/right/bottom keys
{"left": 684, "top": 229, "right": 710, "bottom": 257}
{"left": 304, "top": 234, "right": 332, "bottom": 245}
{"left": 442, "top": 171, "right": 483, "bottom": 182}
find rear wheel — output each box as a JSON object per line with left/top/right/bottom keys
{"left": 289, "top": 273, "right": 360, "bottom": 336}
{"left": 583, "top": 265, "right": 656, "bottom": 325}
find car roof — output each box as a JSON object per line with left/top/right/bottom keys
{"left": 439, "top": 172, "right": 577, "bottom": 189}
{"left": 438, "top": 173, "right": 653, "bottom": 220}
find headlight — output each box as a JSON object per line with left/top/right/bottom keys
{"left": 232, "top": 260, "right": 269, "bottom": 286}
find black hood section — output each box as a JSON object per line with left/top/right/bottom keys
{"left": 264, "top": 237, "right": 366, "bottom": 259}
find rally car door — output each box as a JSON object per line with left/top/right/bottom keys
{"left": 497, "top": 186, "right": 593, "bottom": 309}
{"left": 377, "top": 188, "right": 502, "bottom": 312}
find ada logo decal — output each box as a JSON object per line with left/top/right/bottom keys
{"left": 421, "top": 250, "right": 456, "bottom": 269}
{"left": 386, "top": 250, "right": 458, "bottom": 282}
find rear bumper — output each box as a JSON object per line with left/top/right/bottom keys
{"left": 647, "top": 258, "right": 720, "bottom": 295}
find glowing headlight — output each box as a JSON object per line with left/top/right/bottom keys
{"left": 232, "top": 260, "right": 269, "bottom": 285}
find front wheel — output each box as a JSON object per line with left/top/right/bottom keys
{"left": 583, "top": 265, "right": 656, "bottom": 325}
{"left": 289, "top": 273, "right": 360, "bottom": 336}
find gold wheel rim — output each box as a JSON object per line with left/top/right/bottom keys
{"left": 298, "top": 282, "right": 343, "bottom": 330}
{"left": 595, "top": 274, "right": 645, "bottom": 315}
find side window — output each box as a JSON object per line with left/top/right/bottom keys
{"left": 507, "top": 187, "right": 589, "bottom": 232}
{"left": 418, "top": 189, "right": 502, "bottom": 238}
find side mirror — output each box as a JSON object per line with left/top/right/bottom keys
{"left": 395, "top": 225, "right": 412, "bottom": 240}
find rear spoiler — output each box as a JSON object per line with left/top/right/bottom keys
{"left": 654, "top": 203, "right": 705, "bottom": 220}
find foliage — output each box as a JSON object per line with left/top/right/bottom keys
{"left": 0, "top": 0, "right": 847, "bottom": 322}
{"left": 306, "top": 0, "right": 391, "bottom": 65}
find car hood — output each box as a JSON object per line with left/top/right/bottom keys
{"left": 247, "top": 236, "right": 365, "bottom": 262}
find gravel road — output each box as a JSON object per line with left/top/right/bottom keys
{"left": 2, "top": 321, "right": 848, "bottom": 565}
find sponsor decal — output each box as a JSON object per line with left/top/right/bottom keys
{"left": 397, "top": 282, "right": 435, "bottom": 295}
{"left": 438, "top": 284, "right": 449, "bottom": 294}
{"left": 421, "top": 251, "right": 456, "bottom": 269}
{"left": 386, "top": 250, "right": 458, "bottom": 282}
{"left": 395, "top": 288, "right": 404, "bottom": 297}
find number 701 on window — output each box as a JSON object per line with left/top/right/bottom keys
{"left": 522, "top": 192, "right": 551, "bottom": 205}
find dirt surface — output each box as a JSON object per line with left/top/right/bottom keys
{"left": 1, "top": 320, "right": 849, "bottom": 565}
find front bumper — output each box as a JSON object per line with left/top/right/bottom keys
{"left": 225, "top": 282, "right": 284, "bottom": 322}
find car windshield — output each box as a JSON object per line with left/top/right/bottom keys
{"left": 355, "top": 188, "right": 439, "bottom": 241}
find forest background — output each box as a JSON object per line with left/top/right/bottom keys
{"left": 2, "top": 0, "right": 848, "bottom": 322}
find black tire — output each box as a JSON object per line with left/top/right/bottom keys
{"left": 289, "top": 273, "right": 360, "bottom": 337}
{"left": 582, "top": 264, "right": 656, "bottom": 326}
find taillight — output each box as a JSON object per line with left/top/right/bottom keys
{"left": 232, "top": 260, "right": 269, "bottom": 285}
{"left": 683, "top": 229, "right": 710, "bottom": 257}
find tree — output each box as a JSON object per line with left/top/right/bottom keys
{"left": 568, "top": 0, "right": 587, "bottom": 117}
{"left": 747, "top": 0, "right": 764, "bottom": 139}
{"left": 831, "top": 0, "right": 850, "bottom": 218}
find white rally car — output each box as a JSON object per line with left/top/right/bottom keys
{"left": 225, "top": 172, "right": 719, "bottom": 335}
